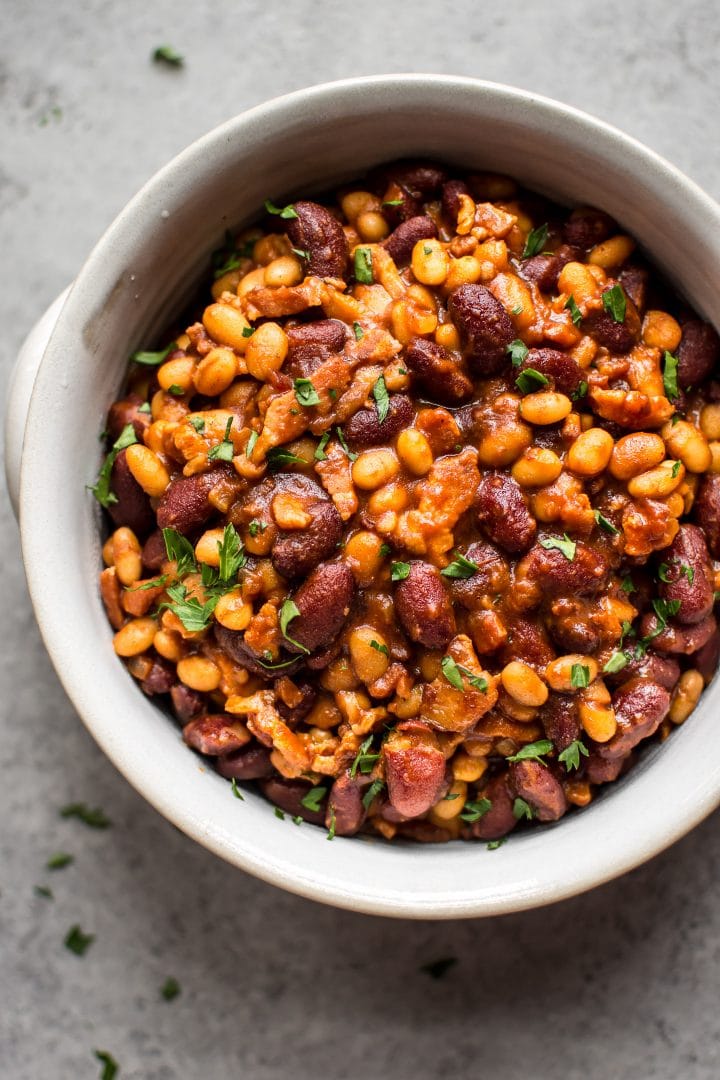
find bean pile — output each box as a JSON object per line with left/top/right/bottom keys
{"left": 96, "top": 160, "right": 720, "bottom": 843}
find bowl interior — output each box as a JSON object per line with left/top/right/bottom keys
{"left": 19, "top": 76, "right": 720, "bottom": 917}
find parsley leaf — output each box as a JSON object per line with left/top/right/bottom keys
{"left": 506, "top": 739, "right": 554, "bottom": 765}
{"left": 663, "top": 350, "right": 680, "bottom": 401}
{"left": 242, "top": 326, "right": 255, "bottom": 338}
{"left": 189, "top": 416, "right": 205, "bottom": 433}
{"left": 460, "top": 798, "right": 492, "bottom": 823}
{"left": 279, "top": 598, "right": 309, "bottom": 654}
{"left": 506, "top": 339, "right": 529, "bottom": 367}
{"left": 34, "top": 885, "right": 53, "bottom": 899}
{"left": 94, "top": 1050, "right": 119, "bottom": 1080}
{"left": 161, "top": 977, "right": 181, "bottom": 1002}
{"left": 572, "top": 380, "right": 589, "bottom": 401}
{"left": 211, "top": 230, "right": 253, "bottom": 278}
{"left": 65, "top": 925, "right": 94, "bottom": 956}
{"left": 570, "top": 663, "right": 590, "bottom": 688}
{"left": 350, "top": 734, "right": 377, "bottom": 778}
{"left": 373, "top": 375, "right": 390, "bottom": 423}
{"left": 314, "top": 431, "right": 331, "bottom": 461}
{"left": 245, "top": 430, "right": 259, "bottom": 459}
{"left": 217, "top": 523, "right": 245, "bottom": 582}
{"left": 621, "top": 575, "right": 636, "bottom": 594}
{"left": 513, "top": 797, "right": 534, "bottom": 821}
{"left": 267, "top": 447, "right": 307, "bottom": 471}
{"left": 558, "top": 739, "right": 590, "bottom": 771}
{"left": 420, "top": 957, "right": 457, "bottom": 979}
{"left": 379, "top": 543, "right": 392, "bottom": 557}
{"left": 671, "top": 460, "right": 682, "bottom": 478}
{"left": 362, "top": 778, "right": 385, "bottom": 809}
{"left": 89, "top": 423, "right": 137, "bottom": 507}
{"left": 564, "top": 295, "right": 582, "bottom": 326}
{"left": 130, "top": 342, "right": 177, "bottom": 366}
{"left": 247, "top": 519, "right": 266, "bottom": 538}
{"left": 370, "top": 639, "right": 389, "bottom": 657}
{"left": 167, "top": 384, "right": 185, "bottom": 396}
{"left": 291, "top": 247, "right": 309, "bottom": 261}
{"left": 658, "top": 562, "right": 672, "bottom": 583}
{"left": 440, "top": 551, "right": 480, "bottom": 579}
{"left": 487, "top": 838, "right": 506, "bottom": 850}
{"left": 335, "top": 426, "right": 358, "bottom": 462}
{"left": 441, "top": 656, "right": 488, "bottom": 693}
{"left": 603, "top": 650, "right": 629, "bottom": 674}
{"left": 301, "top": 786, "right": 327, "bottom": 812}
{"left": 294, "top": 377, "right": 321, "bottom": 408}
{"left": 163, "top": 582, "right": 217, "bottom": 632}
{"left": 208, "top": 416, "right": 235, "bottom": 462}
{"left": 353, "top": 321, "right": 364, "bottom": 340}
{"left": 60, "top": 803, "right": 111, "bottom": 828}
{"left": 522, "top": 223, "right": 549, "bottom": 259}
{"left": 515, "top": 368, "right": 550, "bottom": 395}
{"left": 152, "top": 45, "right": 183, "bottom": 67}
{"left": 264, "top": 199, "right": 298, "bottom": 219}
{"left": 391, "top": 561, "right": 411, "bottom": 581}
{"left": 47, "top": 852, "right": 74, "bottom": 870}
{"left": 539, "top": 534, "right": 576, "bottom": 561}
{"left": 354, "top": 246, "right": 374, "bottom": 284}
{"left": 327, "top": 806, "right": 336, "bottom": 840}
{"left": 230, "top": 778, "right": 244, "bottom": 800}
{"left": 594, "top": 509, "right": 618, "bottom": 535}
{"left": 163, "top": 528, "right": 197, "bottom": 576}
{"left": 274, "top": 807, "right": 285, "bottom": 820}
{"left": 602, "top": 284, "right": 626, "bottom": 323}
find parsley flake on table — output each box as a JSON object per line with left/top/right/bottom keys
{"left": 161, "top": 977, "right": 181, "bottom": 1002}
{"left": 34, "top": 885, "right": 53, "bottom": 899}
{"left": 152, "top": 44, "right": 184, "bottom": 67}
{"left": 60, "top": 803, "right": 111, "bottom": 829}
{"left": 65, "top": 925, "right": 95, "bottom": 956}
{"left": 94, "top": 1050, "right": 119, "bottom": 1080}
{"left": 47, "top": 852, "right": 74, "bottom": 870}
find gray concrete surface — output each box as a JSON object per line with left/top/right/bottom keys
{"left": 2, "top": 2, "right": 720, "bottom": 1077}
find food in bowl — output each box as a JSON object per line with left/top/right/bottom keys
{"left": 94, "top": 159, "right": 720, "bottom": 843}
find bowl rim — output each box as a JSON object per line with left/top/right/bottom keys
{"left": 18, "top": 74, "right": 720, "bottom": 919}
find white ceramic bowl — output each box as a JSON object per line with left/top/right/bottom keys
{"left": 8, "top": 75, "right": 720, "bottom": 919}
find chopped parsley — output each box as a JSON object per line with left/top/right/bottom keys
{"left": 47, "top": 853, "right": 74, "bottom": 870}
{"left": 354, "top": 246, "right": 374, "bottom": 284}
{"left": 594, "top": 509, "right": 618, "bottom": 535}
{"left": 460, "top": 798, "right": 492, "bottom": 823}
{"left": 130, "top": 342, "right": 177, "bottom": 366}
{"left": 264, "top": 199, "right": 298, "bottom": 219}
{"left": 60, "top": 803, "right": 111, "bottom": 829}
{"left": 300, "top": 786, "right": 327, "bottom": 813}
{"left": 189, "top": 416, "right": 205, "bottom": 433}
{"left": 335, "top": 426, "right": 358, "bottom": 461}
{"left": 539, "top": 533, "right": 576, "bottom": 561}
{"left": 621, "top": 575, "right": 636, "bottom": 594}
{"left": 382, "top": 198, "right": 404, "bottom": 207}
{"left": 89, "top": 423, "right": 137, "bottom": 507}
{"left": 379, "top": 543, "right": 392, "bottom": 557}
{"left": 94, "top": 1050, "right": 119, "bottom": 1080}
{"left": 161, "top": 977, "right": 181, "bottom": 1002}
{"left": 162, "top": 528, "right": 197, "bottom": 576}
{"left": 663, "top": 350, "right": 680, "bottom": 400}
{"left": 513, "top": 797, "right": 534, "bottom": 821}
{"left": 294, "top": 377, "right": 321, "bottom": 408}
{"left": 353, "top": 321, "right": 364, "bottom": 340}
{"left": 242, "top": 326, "right": 255, "bottom": 338}
{"left": 362, "top": 778, "right": 385, "bottom": 809}
{"left": 370, "top": 639, "right": 389, "bottom": 657}
{"left": 167, "top": 384, "right": 185, "bottom": 396}
{"left": 314, "top": 431, "right": 331, "bottom": 461}
{"left": 558, "top": 739, "right": 590, "bottom": 771}
{"left": 65, "top": 925, "right": 95, "bottom": 956}
{"left": 152, "top": 44, "right": 183, "bottom": 67}
{"left": 390, "top": 561, "right": 411, "bottom": 581}
{"left": 274, "top": 807, "right": 286, "bottom": 820}
{"left": 350, "top": 735, "right": 380, "bottom": 778}
{"left": 440, "top": 551, "right": 479, "bottom": 579}
{"left": 267, "top": 447, "right": 307, "bottom": 470}
{"left": 248, "top": 518, "right": 266, "bottom": 537}
{"left": 208, "top": 416, "right": 235, "bottom": 462}
{"left": 279, "top": 598, "right": 309, "bottom": 654}
{"left": 245, "top": 430, "right": 259, "bottom": 459}
{"left": 572, "top": 380, "right": 589, "bottom": 401}
{"left": 671, "top": 460, "right": 682, "bottom": 478}
{"left": 216, "top": 523, "right": 246, "bottom": 581}
{"left": 602, "top": 284, "right": 626, "bottom": 323}
{"left": 570, "top": 663, "right": 590, "bottom": 689}
{"left": 162, "top": 582, "right": 218, "bottom": 632}
{"left": 487, "top": 838, "right": 506, "bottom": 851}
{"left": 506, "top": 739, "right": 554, "bottom": 765}
{"left": 211, "top": 230, "right": 254, "bottom": 278}
{"left": 564, "top": 295, "right": 582, "bottom": 326}
{"left": 291, "top": 247, "right": 309, "bottom": 261}
{"left": 440, "top": 655, "right": 488, "bottom": 693}
{"left": 230, "top": 778, "right": 244, "bottom": 800}
{"left": 515, "top": 368, "right": 550, "bottom": 395}
{"left": 506, "top": 339, "right": 529, "bottom": 367}
{"left": 327, "top": 807, "right": 336, "bottom": 841}
{"left": 373, "top": 375, "right": 390, "bottom": 423}
{"left": 34, "top": 885, "right": 53, "bottom": 899}
{"left": 603, "top": 650, "right": 629, "bottom": 674}
{"left": 522, "top": 222, "right": 549, "bottom": 259}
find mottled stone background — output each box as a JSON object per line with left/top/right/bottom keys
{"left": 2, "top": 2, "right": 720, "bottom": 1077}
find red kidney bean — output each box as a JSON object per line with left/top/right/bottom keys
{"left": 694, "top": 629, "right": 720, "bottom": 684}
{"left": 515, "top": 540, "right": 610, "bottom": 601}
{"left": 610, "top": 650, "right": 681, "bottom": 691}
{"left": 404, "top": 337, "right": 474, "bottom": 404}
{"left": 285, "top": 201, "right": 349, "bottom": 279}
{"left": 693, "top": 474, "right": 720, "bottom": 557}
{"left": 213, "top": 624, "right": 303, "bottom": 680}
{"left": 141, "top": 657, "right": 176, "bottom": 696}
{"left": 464, "top": 772, "right": 518, "bottom": 840}
{"left": 598, "top": 678, "right": 670, "bottom": 759}
{"left": 510, "top": 760, "right": 568, "bottom": 822}
{"left": 563, "top": 207, "right": 617, "bottom": 249}
{"left": 450, "top": 541, "right": 510, "bottom": 612}
{"left": 619, "top": 265, "right": 649, "bottom": 312}
{"left": 343, "top": 393, "right": 413, "bottom": 449}
{"left": 183, "top": 714, "right": 251, "bottom": 756}
{"left": 285, "top": 318, "right": 348, "bottom": 377}
{"left": 107, "top": 394, "right": 151, "bottom": 442}
{"left": 546, "top": 598, "right": 601, "bottom": 655}
{"left": 582, "top": 291, "right": 640, "bottom": 354}
{"left": 475, "top": 471, "right": 537, "bottom": 554}
{"left": 677, "top": 320, "right": 720, "bottom": 389}
{"left": 156, "top": 466, "right": 231, "bottom": 535}
{"left": 373, "top": 160, "right": 448, "bottom": 196}
{"left": 326, "top": 772, "right": 366, "bottom": 836}
{"left": 398, "top": 820, "right": 452, "bottom": 843}
{"left": 170, "top": 683, "right": 205, "bottom": 723}
{"left": 259, "top": 778, "right": 326, "bottom": 824}
{"left": 441, "top": 179, "right": 470, "bottom": 223}
{"left": 520, "top": 348, "right": 584, "bottom": 395}
{"left": 501, "top": 618, "right": 556, "bottom": 670}
{"left": 108, "top": 449, "right": 155, "bottom": 538}
{"left": 539, "top": 694, "right": 581, "bottom": 751}
{"left": 519, "top": 254, "right": 562, "bottom": 292}
{"left": 141, "top": 529, "right": 167, "bottom": 572}
{"left": 383, "top": 721, "right": 446, "bottom": 818}
{"left": 584, "top": 752, "right": 626, "bottom": 784}
{"left": 273, "top": 499, "right": 343, "bottom": 580}
{"left": 216, "top": 744, "right": 274, "bottom": 780}
{"left": 658, "top": 524, "right": 714, "bottom": 625}
{"left": 394, "top": 561, "right": 456, "bottom": 649}
{"left": 640, "top": 612, "right": 717, "bottom": 656}
{"left": 384, "top": 215, "right": 438, "bottom": 265}
{"left": 286, "top": 560, "right": 355, "bottom": 654}
{"left": 448, "top": 283, "right": 515, "bottom": 375}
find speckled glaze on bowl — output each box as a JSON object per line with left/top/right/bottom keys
{"left": 11, "top": 75, "right": 720, "bottom": 918}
